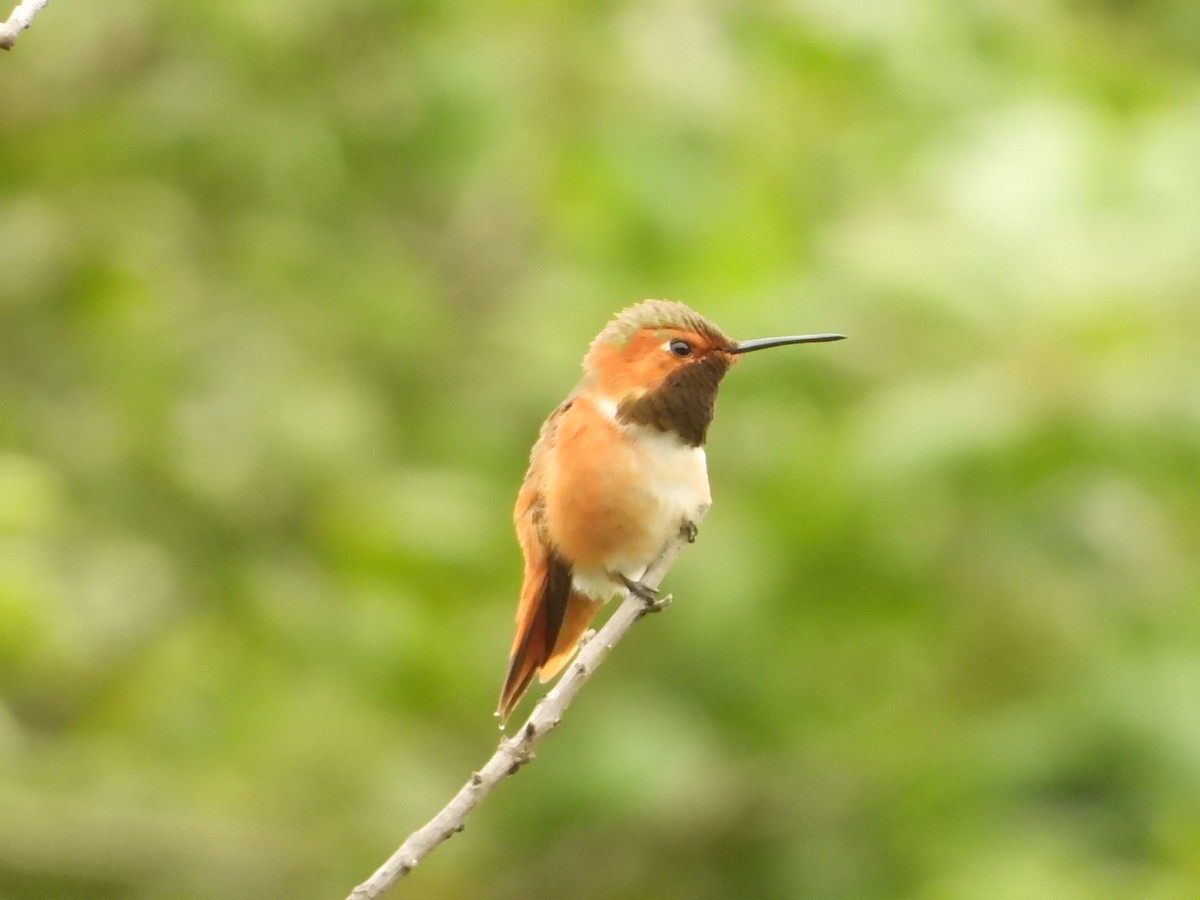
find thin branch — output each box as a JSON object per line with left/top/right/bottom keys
{"left": 347, "top": 505, "right": 709, "bottom": 899}
{"left": 1, "top": 0, "right": 50, "bottom": 50}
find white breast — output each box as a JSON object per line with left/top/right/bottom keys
{"left": 633, "top": 427, "right": 711, "bottom": 529}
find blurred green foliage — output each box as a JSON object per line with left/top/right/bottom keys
{"left": 3, "top": 1, "right": 1199, "bottom": 897}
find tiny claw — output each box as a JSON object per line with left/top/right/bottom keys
{"left": 680, "top": 520, "right": 698, "bottom": 543}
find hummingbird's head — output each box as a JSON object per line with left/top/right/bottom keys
{"left": 582, "top": 300, "right": 844, "bottom": 446}
{"left": 583, "top": 300, "right": 733, "bottom": 399}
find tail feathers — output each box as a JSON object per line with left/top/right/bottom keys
{"left": 497, "top": 554, "right": 600, "bottom": 721}
{"left": 539, "top": 592, "right": 602, "bottom": 683}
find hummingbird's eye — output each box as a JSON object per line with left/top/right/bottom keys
{"left": 668, "top": 339, "right": 693, "bottom": 358}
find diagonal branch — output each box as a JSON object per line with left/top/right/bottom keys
{"left": 1, "top": 0, "right": 51, "bottom": 50}
{"left": 346, "top": 505, "right": 709, "bottom": 899}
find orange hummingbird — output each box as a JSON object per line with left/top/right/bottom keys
{"left": 497, "top": 300, "right": 845, "bottom": 720}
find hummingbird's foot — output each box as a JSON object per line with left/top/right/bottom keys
{"left": 680, "top": 519, "right": 699, "bottom": 543}
{"left": 619, "top": 574, "right": 659, "bottom": 604}
{"left": 622, "top": 579, "right": 671, "bottom": 614}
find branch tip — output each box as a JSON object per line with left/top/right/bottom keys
{"left": 0, "top": 0, "right": 51, "bottom": 50}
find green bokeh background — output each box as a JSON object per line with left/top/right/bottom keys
{"left": 3, "top": 1, "right": 1199, "bottom": 897}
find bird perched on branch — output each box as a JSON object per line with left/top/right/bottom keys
{"left": 497, "top": 300, "right": 844, "bottom": 720}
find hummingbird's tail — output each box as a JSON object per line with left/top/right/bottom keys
{"left": 497, "top": 554, "right": 601, "bottom": 722}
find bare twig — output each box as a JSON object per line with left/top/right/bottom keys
{"left": 1, "top": 0, "right": 50, "bottom": 50}
{"left": 347, "top": 506, "right": 709, "bottom": 899}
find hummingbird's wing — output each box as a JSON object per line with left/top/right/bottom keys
{"left": 497, "top": 539, "right": 572, "bottom": 721}
{"left": 497, "top": 397, "right": 601, "bottom": 721}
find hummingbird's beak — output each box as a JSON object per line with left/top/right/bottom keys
{"left": 728, "top": 333, "right": 846, "bottom": 354}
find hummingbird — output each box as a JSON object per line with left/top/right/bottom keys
{"left": 497, "top": 300, "right": 844, "bottom": 720}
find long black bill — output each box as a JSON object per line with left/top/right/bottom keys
{"left": 729, "top": 333, "right": 846, "bottom": 354}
